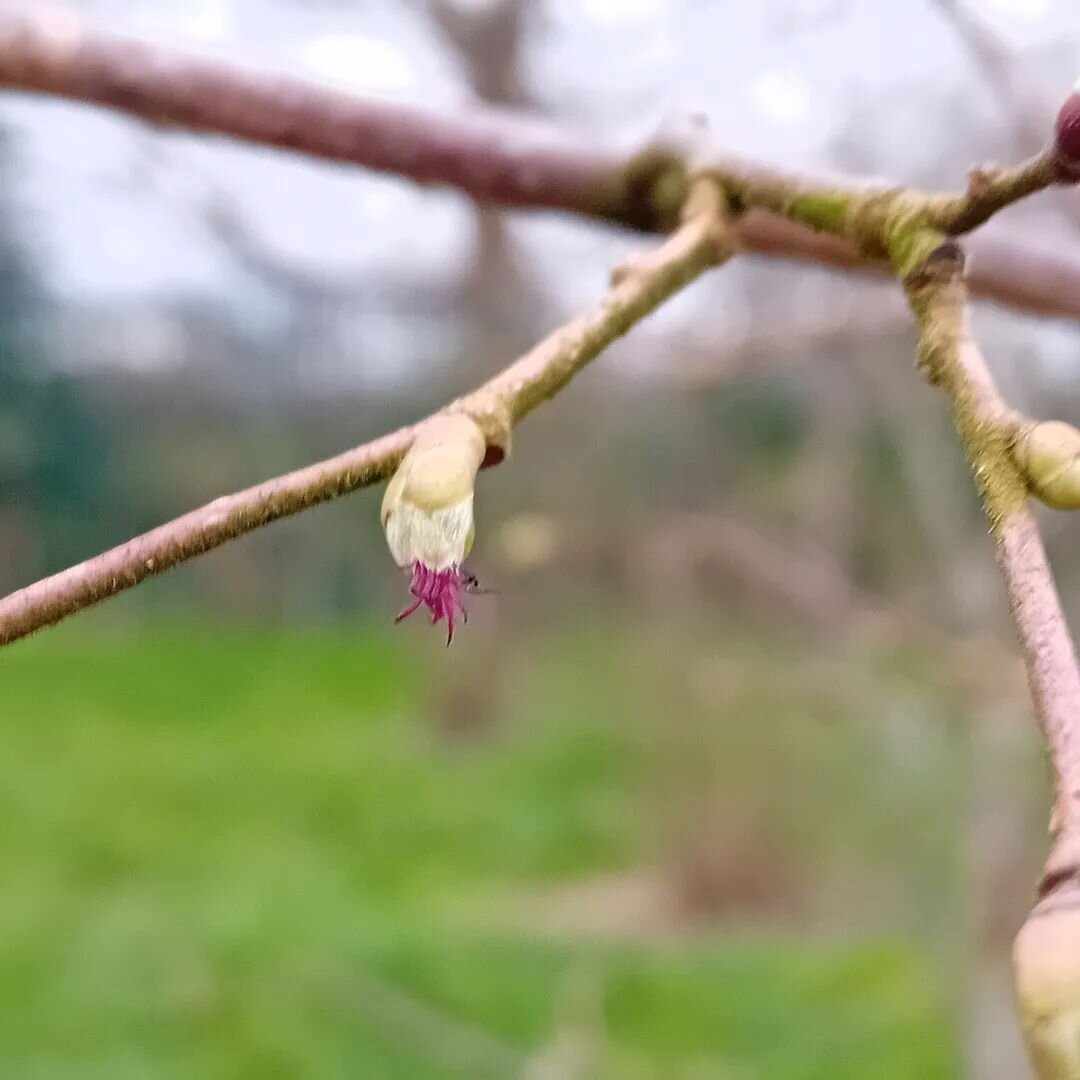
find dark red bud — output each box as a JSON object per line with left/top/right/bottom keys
{"left": 1053, "top": 87, "right": 1080, "bottom": 179}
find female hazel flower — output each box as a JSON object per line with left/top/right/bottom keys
{"left": 381, "top": 414, "right": 486, "bottom": 644}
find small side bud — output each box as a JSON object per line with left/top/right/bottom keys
{"left": 1053, "top": 85, "right": 1080, "bottom": 180}
{"left": 1015, "top": 836, "right": 1080, "bottom": 1078}
{"left": 611, "top": 250, "right": 651, "bottom": 286}
{"left": 1017, "top": 421, "right": 1080, "bottom": 510}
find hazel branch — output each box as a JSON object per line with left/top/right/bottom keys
{"left": 897, "top": 233, "right": 1080, "bottom": 1078}
{"left": 4, "top": 11, "right": 1080, "bottom": 319}
{"left": 903, "top": 244, "right": 1080, "bottom": 841}
{"left": 708, "top": 146, "right": 1067, "bottom": 263}
{"left": 0, "top": 182, "right": 732, "bottom": 646}
{"left": 701, "top": 114, "right": 1080, "bottom": 516}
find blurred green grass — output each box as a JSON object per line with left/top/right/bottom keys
{"left": 0, "top": 623, "right": 959, "bottom": 1078}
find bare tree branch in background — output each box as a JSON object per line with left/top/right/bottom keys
{"left": 421, "top": 0, "right": 530, "bottom": 109}
{"left": 3, "top": 11, "right": 1080, "bottom": 319}
{"left": 419, "top": 0, "right": 552, "bottom": 347}
{"left": 123, "top": 134, "right": 450, "bottom": 307}
{"left": 662, "top": 295, "right": 913, "bottom": 388}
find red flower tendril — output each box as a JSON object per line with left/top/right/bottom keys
{"left": 395, "top": 561, "right": 470, "bottom": 645}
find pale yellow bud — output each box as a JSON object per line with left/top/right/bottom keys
{"left": 381, "top": 414, "right": 485, "bottom": 570}
{"left": 1015, "top": 836, "right": 1080, "bottom": 1079}
{"left": 1018, "top": 421, "right": 1080, "bottom": 511}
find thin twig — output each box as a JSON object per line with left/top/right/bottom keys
{"left": 708, "top": 148, "right": 1067, "bottom": 274}
{"left": 0, "top": 184, "right": 731, "bottom": 645}
{"left": 998, "top": 514, "right": 1080, "bottom": 840}
{"left": 904, "top": 240, "right": 1080, "bottom": 1079}
{"left": 714, "top": 148, "right": 1062, "bottom": 238}
{"left": 903, "top": 242, "right": 1080, "bottom": 842}
{"left": 3, "top": 11, "right": 1080, "bottom": 319}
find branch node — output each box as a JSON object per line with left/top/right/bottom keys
{"left": 616, "top": 146, "right": 689, "bottom": 232}
{"left": 900, "top": 237, "right": 966, "bottom": 386}
{"left": 611, "top": 175, "right": 732, "bottom": 286}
